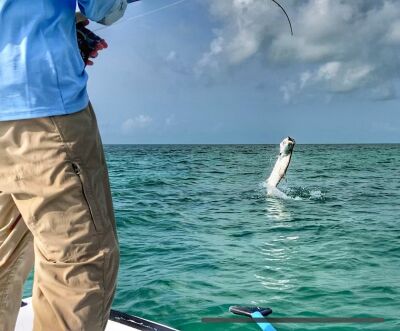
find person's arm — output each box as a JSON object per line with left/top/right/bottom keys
{"left": 78, "top": 0, "right": 127, "bottom": 25}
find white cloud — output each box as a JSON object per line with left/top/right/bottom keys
{"left": 122, "top": 115, "right": 152, "bottom": 133}
{"left": 199, "top": 0, "right": 400, "bottom": 100}
{"left": 385, "top": 20, "right": 400, "bottom": 43}
{"left": 309, "top": 61, "right": 373, "bottom": 92}
{"left": 196, "top": 35, "right": 225, "bottom": 75}
{"left": 280, "top": 81, "right": 296, "bottom": 103}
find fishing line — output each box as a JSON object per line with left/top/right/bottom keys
{"left": 93, "top": 0, "right": 293, "bottom": 35}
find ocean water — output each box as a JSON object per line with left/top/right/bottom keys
{"left": 24, "top": 144, "right": 400, "bottom": 331}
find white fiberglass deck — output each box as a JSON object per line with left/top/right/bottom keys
{"left": 16, "top": 298, "right": 179, "bottom": 331}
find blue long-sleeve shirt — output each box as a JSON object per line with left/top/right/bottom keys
{"left": 0, "top": 0, "right": 116, "bottom": 121}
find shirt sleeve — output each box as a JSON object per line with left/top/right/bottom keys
{"left": 77, "top": 0, "right": 117, "bottom": 22}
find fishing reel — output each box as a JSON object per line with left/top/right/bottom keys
{"left": 76, "top": 20, "right": 107, "bottom": 66}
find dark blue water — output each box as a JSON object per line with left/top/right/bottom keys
{"left": 24, "top": 144, "right": 400, "bottom": 330}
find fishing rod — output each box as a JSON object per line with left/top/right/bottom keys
{"left": 272, "top": 0, "right": 293, "bottom": 36}
{"left": 77, "top": 0, "right": 293, "bottom": 65}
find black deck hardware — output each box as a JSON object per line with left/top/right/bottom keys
{"left": 110, "top": 309, "right": 179, "bottom": 331}
{"left": 229, "top": 306, "right": 273, "bottom": 318}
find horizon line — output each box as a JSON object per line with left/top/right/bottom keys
{"left": 103, "top": 142, "right": 400, "bottom": 145}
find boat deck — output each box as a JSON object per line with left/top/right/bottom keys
{"left": 16, "top": 298, "right": 179, "bottom": 331}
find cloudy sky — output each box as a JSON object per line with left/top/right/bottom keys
{"left": 87, "top": 0, "right": 400, "bottom": 144}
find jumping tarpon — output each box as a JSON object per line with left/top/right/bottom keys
{"left": 266, "top": 137, "right": 296, "bottom": 196}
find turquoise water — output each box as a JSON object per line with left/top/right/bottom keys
{"left": 24, "top": 144, "right": 400, "bottom": 331}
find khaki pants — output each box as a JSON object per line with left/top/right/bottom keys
{"left": 0, "top": 105, "right": 119, "bottom": 331}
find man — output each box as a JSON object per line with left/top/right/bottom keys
{"left": 0, "top": 0, "right": 127, "bottom": 330}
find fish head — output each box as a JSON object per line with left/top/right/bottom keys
{"left": 280, "top": 136, "right": 296, "bottom": 155}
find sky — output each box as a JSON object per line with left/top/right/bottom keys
{"left": 86, "top": 0, "right": 400, "bottom": 144}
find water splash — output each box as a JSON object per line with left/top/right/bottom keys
{"left": 285, "top": 186, "right": 325, "bottom": 201}
{"left": 261, "top": 181, "right": 290, "bottom": 200}
{"left": 262, "top": 181, "right": 325, "bottom": 201}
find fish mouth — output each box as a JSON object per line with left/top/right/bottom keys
{"left": 287, "top": 136, "right": 296, "bottom": 144}
{"left": 286, "top": 137, "right": 296, "bottom": 151}
{"left": 282, "top": 137, "right": 295, "bottom": 154}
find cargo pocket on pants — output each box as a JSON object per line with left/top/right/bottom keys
{"left": 70, "top": 161, "right": 104, "bottom": 233}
